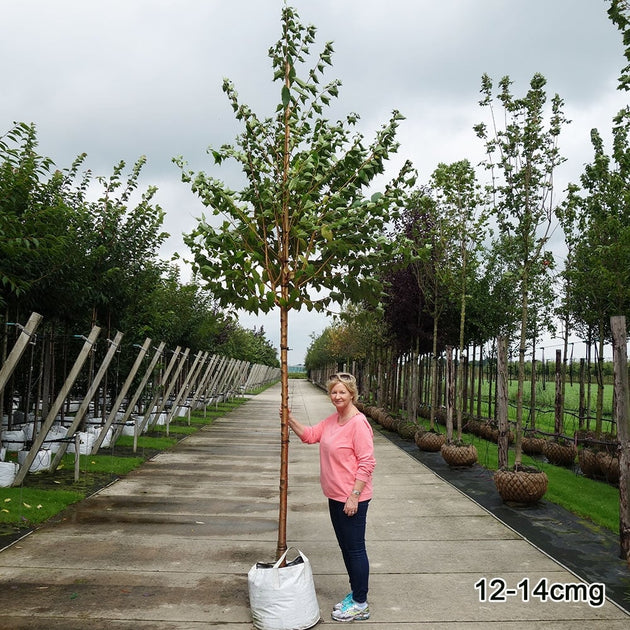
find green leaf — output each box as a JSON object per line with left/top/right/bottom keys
{"left": 282, "top": 86, "right": 290, "bottom": 108}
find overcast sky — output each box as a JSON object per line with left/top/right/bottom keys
{"left": 1, "top": 0, "right": 627, "bottom": 364}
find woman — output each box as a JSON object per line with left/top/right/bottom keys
{"left": 287, "top": 372, "right": 375, "bottom": 623}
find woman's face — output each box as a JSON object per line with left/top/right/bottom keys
{"left": 329, "top": 382, "right": 352, "bottom": 412}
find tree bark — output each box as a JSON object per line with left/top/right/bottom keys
{"left": 497, "top": 336, "right": 510, "bottom": 469}
{"left": 610, "top": 316, "right": 630, "bottom": 564}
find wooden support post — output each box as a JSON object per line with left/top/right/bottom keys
{"left": 74, "top": 433, "right": 81, "bottom": 483}
{"left": 445, "top": 346, "right": 454, "bottom": 443}
{"left": 110, "top": 341, "right": 165, "bottom": 444}
{"left": 188, "top": 354, "right": 218, "bottom": 412}
{"left": 133, "top": 345, "right": 180, "bottom": 446}
{"left": 165, "top": 351, "right": 205, "bottom": 435}
{"left": 211, "top": 356, "right": 229, "bottom": 400}
{"left": 50, "top": 330, "right": 124, "bottom": 472}
{"left": 204, "top": 355, "right": 227, "bottom": 406}
{"left": 610, "top": 316, "right": 630, "bottom": 564}
{"left": 496, "top": 336, "right": 509, "bottom": 470}
{"left": 178, "top": 352, "right": 209, "bottom": 415}
{"left": 13, "top": 325, "right": 101, "bottom": 486}
{"left": 91, "top": 337, "right": 151, "bottom": 453}
{"left": 0, "top": 312, "right": 43, "bottom": 393}
{"left": 146, "top": 348, "right": 190, "bottom": 432}
{"left": 554, "top": 349, "right": 563, "bottom": 436}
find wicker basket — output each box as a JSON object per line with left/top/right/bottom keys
{"left": 596, "top": 452, "right": 620, "bottom": 484}
{"left": 381, "top": 414, "right": 397, "bottom": 431}
{"left": 413, "top": 429, "right": 426, "bottom": 447}
{"left": 494, "top": 468, "right": 548, "bottom": 505}
{"left": 543, "top": 441, "right": 577, "bottom": 467}
{"left": 416, "top": 431, "right": 446, "bottom": 452}
{"left": 578, "top": 448, "right": 601, "bottom": 478}
{"left": 440, "top": 443, "right": 478, "bottom": 468}
{"left": 397, "top": 423, "right": 418, "bottom": 440}
{"left": 522, "top": 437, "right": 546, "bottom": 455}
{"left": 465, "top": 419, "right": 484, "bottom": 437}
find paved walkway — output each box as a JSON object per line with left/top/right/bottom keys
{"left": 0, "top": 380, "right": 628, "bottom": 628}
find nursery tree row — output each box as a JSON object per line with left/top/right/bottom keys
{"left": 306, "top": 1, "right": 630, "bottom": 447}
{"left": 0, "top": 123, "right": 279, "bottom": 421}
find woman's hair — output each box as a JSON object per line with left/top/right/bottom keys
{"left": 326, "top": 372, "right": 358, "bottom": 402}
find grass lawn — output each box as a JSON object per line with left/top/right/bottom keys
{"left": 414, "top": 417, "right": 620, "bottom": 534}
{"left": 473, "top": 437, "right": 619, "bottom": 532}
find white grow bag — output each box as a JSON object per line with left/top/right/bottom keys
{"left": 87, "top": 426, "right": 113, "bottom": 449}
{"left": 121, "top": 420, "right": 136, "bottom": 436}
{"left": 0, "top": 461, "right": 18, "bottom": 487}
{"left": 44, "top": 425, "right": 68, "bottom": 453}
{"left": 18, "top": 450, "right": 51, "bottom": 472}
{"left": 1, "top": 430, "right": 25, "bottom": 452}
{"left": 66, "top": 431, "right": 96, "bottom": 455}
{"left": 248, "top": 548, "right": 320, "bottom": 630}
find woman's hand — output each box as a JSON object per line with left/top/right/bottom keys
{"left": 281, "top": 407, "right": 305, "bottom": 438}
{"left": 344, "top": 494, "right": 359, "bottom": 516}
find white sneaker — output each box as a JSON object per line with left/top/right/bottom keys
{"left": 333, "top": 593, "right": 353, "bottom": 611}
{"left": 331, "top": 600, "right": 370, "bottom": 622}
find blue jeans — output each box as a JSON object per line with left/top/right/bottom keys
{"left": 328, "top": 498, "right": 370, "bottom": 603}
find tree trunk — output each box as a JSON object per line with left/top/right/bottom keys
{"left": 276, "top": 49, "right": 292, "bottom": 562}
{"left": 476, "top": 345, "right": 483, "bottom": 419}
{"left": 610, "top": 316, "right": 629, "bottom": 564}
{"left": 595, "top": 320, "right": 605, "bottom": 438}
{"left": 430, "top": 316, "right": 439, "bottom": 430}
{"left": 469, "top": 344, "right": 476, "bottom": 416}
{"left": 497, "top": 336, "right": 510, "bottom": 469}
{"left": 579, "top": 358, "right": 586, "bottom": 430}
{"left": 515, "top": 276, "right": 530, "bottom": 469}
{"left": 530, "top": 336, "right": 537, "bottom": 430}
{"left": 554, "top": 349, "right": 563, "bottom": 436}
{"left": 445, "top": 346, "right": 454, "bottom": 442}
{"left": 277, "top": 304, "right": 290, "bottom": 560}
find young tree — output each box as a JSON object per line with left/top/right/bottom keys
{"left": 474, "top": 73, "right": 568, "bottom": 469}
{"left": 431, "top": 160, "right": 487, "bottom": 442}
{"left": 175, "top": 5, "right": 416, "bottom": 558}
{"left": 561, "top": 122, "right": 630, "bottom": 437}
{"left": 384, "top": 190, "right": 452, "bottom": 430}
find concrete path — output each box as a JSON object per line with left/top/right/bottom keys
{"left": 0, "top": 380, "right": 628, "bottom": 628}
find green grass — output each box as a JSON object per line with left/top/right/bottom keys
{"left": 115, "top": 435, "right": 179, "bottom": 450}
{"left": 414, "top": 418, "right": 620, "bottom": 533}
{"left": 0, "top": 451, "right": 147, "bottom": 530}
{"left": 473, "top": 438, "right": 619, "bottom": 532}
{"left": 0, "top": 487, "right": 85, "bottom": 526}
{"left": 474, "top": 379, "right": 615, "bottom": 437}
{"left": 57, "top": 452, "right": 145, "bottom": 475}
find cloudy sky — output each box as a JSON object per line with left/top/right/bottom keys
{"left": 1, "top": 0, "right": 627, "bottom": 364}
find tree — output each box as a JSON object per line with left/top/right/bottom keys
{"left": 608, "top": 0, "right": 630, "bottom": 91}
{"left": 0, "top": 123, "right": 71, "bottom": 311}
{"left": 77, "top": 157, "right": 168, "bottom": 333}
{"left": 176, "top": 5, "right": 416, "bottom": 558}
{"left": 383, "top": 189, "right": 453, "bottom": 430}
{"left": 474, "top": 73, "right": 568, "bottom": 468}
{"left": 561, "top": 122, "right": 630, "bottom": 437}
{"left": 431, "top": 160, "right": 488, "bottom": 442}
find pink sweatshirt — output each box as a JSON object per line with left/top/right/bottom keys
{"left": 299, "top": 412, "right": 375, "bottom": 502}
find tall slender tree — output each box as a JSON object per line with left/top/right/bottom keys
{"left": 474, "top": 73, "right": 568, "bottom": 468}
{"left": 176, "top": 5, "right": 415, "bottom": 558}
{"left": 431, "top": 160, "right": 487, "bottom": 441}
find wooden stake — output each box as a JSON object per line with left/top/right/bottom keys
{"left": 610, "top": 316, "right": 630, "bottom": 564}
